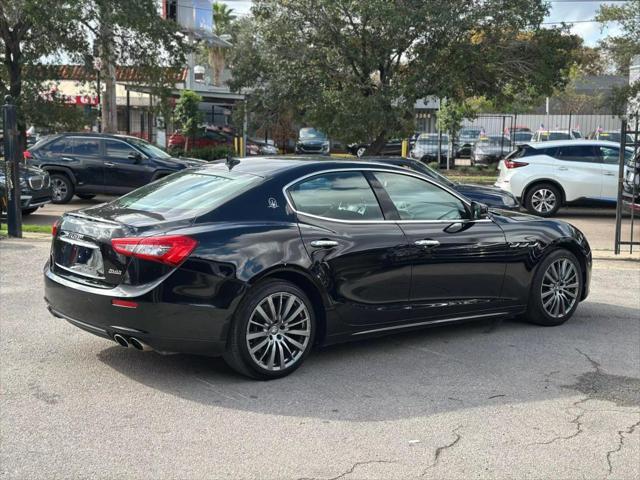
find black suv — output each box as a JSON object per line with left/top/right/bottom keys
{"left": 0, "top": 160, "right": 52, "bottom": 215}
{"left": 26, "top": 133, "right": 205, "bottom": 203}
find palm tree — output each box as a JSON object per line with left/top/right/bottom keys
{"left": 208, "top": 2, "right": 236, "bottom": 87}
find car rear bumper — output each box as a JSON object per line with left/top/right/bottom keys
{"left": 44, "top": 264, "right": 229, "bottom": 356}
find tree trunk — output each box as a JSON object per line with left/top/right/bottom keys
{"left": 364, "top": 130, "right": 387, "bottom": 156}
{"left": 4, "top": 35, "right": 26, "bottom": 152}
{"left": 99, "top": 19, "right": 118, "bottom": 133}
{"left": 208, "top": 47, "right": 225, "bottom": 87}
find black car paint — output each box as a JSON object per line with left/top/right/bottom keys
{"left": 45, "top": 157, "right": 591, "bottom": 356}
{"left": 0, "top": 160, "right": 52, "bottom": 211}
{"left": 27, "top": 133, "right": 205, "bottom": 196}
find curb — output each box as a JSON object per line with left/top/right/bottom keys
{"left": 592, "top": 250, "right": 640, "bottom": 262}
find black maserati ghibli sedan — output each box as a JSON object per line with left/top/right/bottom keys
{"left": 45, "top": 157, "right": 591, "bottom": 379}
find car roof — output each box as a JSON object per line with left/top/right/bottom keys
{"left": 202, "top": 156, "right": 409, "bottom": 178}
{"left": 526, "top": 139, "right": 623, "bottom": 148}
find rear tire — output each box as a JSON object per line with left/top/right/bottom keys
{"left": 525, "top": 183, "right": 561, "bottom": 217}
{"left": 223, "top": 280, "right": 316, "bottom": 380}
{"left": 50, "top": 173, "right": 74, "bottom": 204}
{"left": 524, "top": 249, "right": 582, "bottom": 326}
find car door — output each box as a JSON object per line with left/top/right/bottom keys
{"left": 370, "top": 170, "right": 510, "bottom": 320}
{"left": 66, "top": 137, "right": 104, "bottom": 193}
{"left": 103, "top": 139, "right": 155, "bottom": 194}
{"left": 598, "top": 145, "right": 634, "bottom": 201}
{"left": 553, "top": 145, "right": 602, "bottom": 202}
{"left": 287, "top": 170, "right": 411, "bottom": 327}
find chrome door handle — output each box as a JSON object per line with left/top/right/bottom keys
{"left": 310, "top": 240, "right": 339, "bottom": 248}
{"left": 603, "top": 172, "right": 616, "bottom": 176}
{"left": 104, "top": 162, "right": 115, "bottom": 167}
{"left": 558, "top": 167, "right": 568, "bottom": 171}
{"left": 414, "top": 239, "right": 440, "bottom": 247}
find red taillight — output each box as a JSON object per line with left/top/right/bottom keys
{"left": 52, "top": 218, "right": 61, "bottom": 236}
{"left": 504, "top": 159, "right": 529, "bottom": 169}
{"left": 23, "top": 150, "right": 32, "bottom": 160}
{"left": 111, "top": 235, "right": 197, "bottom": 266}
{"left": 112, "top": 299, "right": 138, "bottom": 309}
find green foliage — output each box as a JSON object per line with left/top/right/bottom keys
{"left": 171, "top": 145, "right": 233, "bottom": 161}
{"left": 229, "top": 0, "right": 581, "bottom": 154}
{"left": 174, "top": 90, "right": 203, "bottom": 152}
{"left": 212, "top": 2, "right": 236, "bottom": 36}
{"left": 596, "top": 0, "right": 640, "bottom": 75}
{"left": 436, "top": 99, "right": 477, "bottom": 140}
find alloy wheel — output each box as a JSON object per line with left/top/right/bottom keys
{"left": 531, "top": 188, "right": 556, "bottom": 214}
{"left": 245, "top": 292, "right": 311, "bottom": 371}
{"left": 52, "top": 178, "right": 68, "bottom": 202}
{"left": 540, "top": 258, "right": 579, "bottom": 318}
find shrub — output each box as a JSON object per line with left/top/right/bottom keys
{"left": 175, "top": 146, "right": 234, "bottom": 162}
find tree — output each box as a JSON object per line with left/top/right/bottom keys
{"left": 229, "top": 0, "right": 581, "bottom": 155}
{"left": 596, "top": 0, "right": 640, "bottom": 76}
{"left": 78, "top": 0, "right": 188, "bottom": 132}
{"left": 174, "top": 90, "right": 203, "bottom": 152}
{"left": 0, "top": 0, "right": 86, "bottom": 146}
{"left": 207, "top": 2, "right": 236, "bottom": 87}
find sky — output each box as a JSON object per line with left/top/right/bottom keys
{"left": 218, "top": 0, "right": 625, "bottom": 47}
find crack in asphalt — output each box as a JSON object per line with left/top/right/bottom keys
{"left": 605, "top": 419, "right": 640, "bottom": 475}
{"left": 421, "top": 425, "right": 463, "bottom": 476}
{"left": 530, "top": 406, "right": 586, "bottom": 445}
{"left": 321, "top": 459, "right": 397, "bottom": 480}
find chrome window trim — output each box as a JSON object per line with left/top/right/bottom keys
{"left": 282, "top": 167, "right": 493, "bottom": 225}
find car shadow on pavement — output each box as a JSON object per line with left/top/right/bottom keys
{"left": 96, "top": 301, "right": 640, "bottom": 422}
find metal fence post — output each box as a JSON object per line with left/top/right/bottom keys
{"left": 2, "top": 96, "right": 22, "bottom": 238}
{"left": 614, "top": 119, "right": 626, "bottom": 254}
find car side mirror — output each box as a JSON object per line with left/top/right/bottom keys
{"left": 471, "top": 201, "right": 489, "bottom": 219}
{"left": 128, "top": 152, "right": 143, "bottom": 163}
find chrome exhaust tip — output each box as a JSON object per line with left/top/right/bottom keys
{"left": 129, "top": 337, "right": 152, "bottom": 352}
{"left": 113, "top": 334, "right": 129, "bottom": 348}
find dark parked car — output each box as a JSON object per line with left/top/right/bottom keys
{"left": 348, "top": 139, "right": 404, "bottom": 157}
{"left": 0, "top": 160, "right": 52, "bottom": 215}
{"left": 26, "top": 133, "right": 205, "bottom": 203}
{"left": 295, "top": 128, "right": 330, "bottom": 155}
{"left": 471, "top": 135, "right": 512, "bottom": 166}
{"left": 371, "top": 157, "right": 519, "bottom": 210}
{"left": 456, "top": 127, "right": 483, "bottom": 158}
{"left": 45, "top": 157, "right": 590, "bottom": 379}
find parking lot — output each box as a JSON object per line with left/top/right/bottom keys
{"left": 1, "top": 198, "right": 639, "bottom": 479}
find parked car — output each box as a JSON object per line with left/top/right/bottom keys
{"left": 471, "top": 135, "right": 512, "bottom": 166}
{"left": 410, "top": 133, "right": 449, "bottom": 163}
{"left": 348, "top": 139, "right": 405, "bottom": 157}
{"left": 249, "top": 139, "right": 279, "bottom": 155}
{"left": 495, "top": 140, "right": 635, "bottom": 217}
{"left": 295, "top": 128, "right": 330, "bottom": 155}
{"left": 531, "top": 130, "right": 582, "bottom": 142}
{"left": 168, "top": 128, "right": 232, "bottom": 150}
{"left": 586, "top": 130, "right": 634, "bottom": 145}
{"left": 510, "top": 131, "right": 534, "bottom": 145}
{"left": 369, "top": 157, "right": 519, "bottom": 210}
{"left": 456, "top": 127, "right": 484, "bottom": 158}
{"left": 45, "top": 156, "right": 591, "bottom": 379}
{"left": 0, "top": 160, "right": 52, "bottom": 215}
{"left": 25, "top": 133, "right": 205, "bottom": 204}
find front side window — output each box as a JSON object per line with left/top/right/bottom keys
{"left": 374, "top": 172, "right": 468, "bottom": 221}
{"left": 288, "top": 172, "right": 383, "bottom": 221}
{"left": 555, "top": 145, "right": 600, "bottom": 163}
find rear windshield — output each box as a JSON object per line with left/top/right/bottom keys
{"left": 108, "top": 170, "right": 262, "bottom": 220}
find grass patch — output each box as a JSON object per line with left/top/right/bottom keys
{"left": 0, "top": 224, "right": 52, "bottom": 234}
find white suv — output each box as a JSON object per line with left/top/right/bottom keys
{"left": 495, "top": 140, "right": 634, "bottom": 217}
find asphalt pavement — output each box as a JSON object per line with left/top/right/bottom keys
{"left": 0, "top": 234, "right": 639, "bottom": 479}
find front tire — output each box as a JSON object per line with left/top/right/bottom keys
{"left": 76, "top": 194, "right": 96, "bottom": 200}
{"left": 223, "top": 280, "right": 315, "bottom": 380}
{"left": 525, "top": 183, "right": 561, "bottom": 217}
{"left": 525, "top": 249, "right": 582, "bottom": 326}
{"left": 50, "top": 173, "right": 74, "bottom": 204}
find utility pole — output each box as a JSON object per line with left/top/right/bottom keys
{"left": 2, "top": 96, "right": 22, "bottom": 238}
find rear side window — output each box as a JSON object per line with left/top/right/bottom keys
{"left": 73, "top": 138, "right": 101, "bottom": 156}
{"left": 288, "top": 172, "right": 383, "bottom": 221}
{"left": 107, "top": 170, "right": 262, "bottom": 220}
{"left": 43, "top": 137, "right": 75, "bottom": 154}
{"left": 554, "top": 145, "right": 600, "bottom": 163}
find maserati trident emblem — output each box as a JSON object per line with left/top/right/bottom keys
{"left": 268, "top": 197, "right": 279, "bottom": 209}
